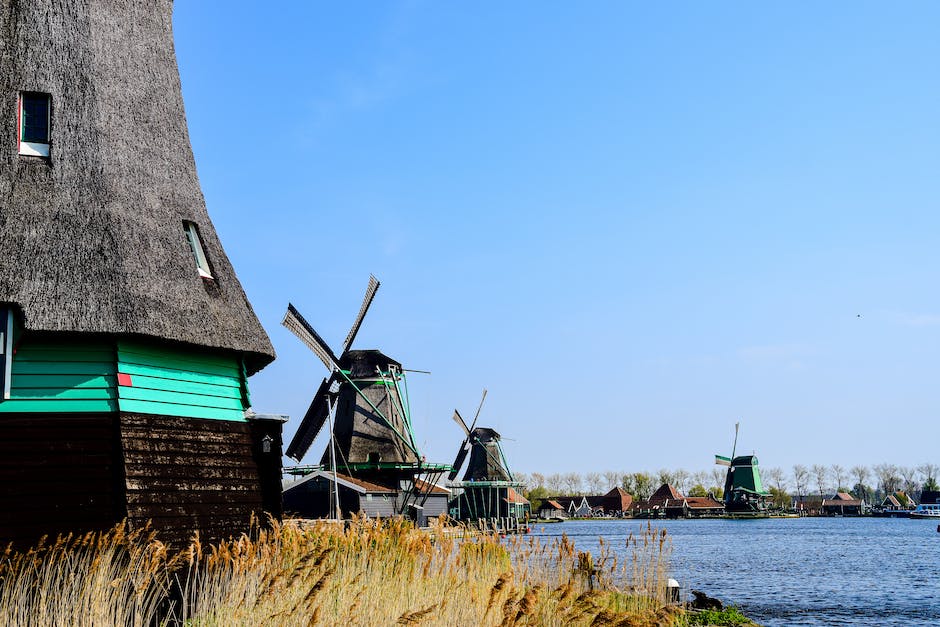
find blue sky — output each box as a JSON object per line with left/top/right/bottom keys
{"left": 173, "top": 2, "right": 940, "bottom": 478}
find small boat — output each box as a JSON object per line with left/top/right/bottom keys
{"left": 909, "top": 503, "right": 940, "bottom": 519}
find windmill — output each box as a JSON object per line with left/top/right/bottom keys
{"left": 716, "top": 423, "right": 771, "bottom": 514}
{"left": 282, "top": 276, "right": 450, "bottom": 521}
{"left": 447, "top": 391, "right": 529, "bottom": 526}
{"left": 0, "top": 0, "right": 283, "bottom": 547}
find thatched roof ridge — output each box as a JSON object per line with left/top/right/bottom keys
{"left": 0, "top": 0, "right": 274, "bottom": 373}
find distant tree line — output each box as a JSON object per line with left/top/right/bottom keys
{"left": 515, "top": 463, "right": 940, "bottom": 511}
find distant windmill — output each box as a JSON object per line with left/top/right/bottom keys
{"left": 449, "top": 390, "right": 513, "bottom": 482}
{"left": 282, "top": 277, "right": 449, "bottom": 520}
{"left": 447, "top": 391, "right": 528, "bottom": 525}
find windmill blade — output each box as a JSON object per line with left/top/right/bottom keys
{"left": 342, "top": 275, "right": 380, "bottom": 353}
{"left": 283, "top": 303, "right": 339, "bottom": 371}
{"left": 451, "top": 409, "right": 470, "bottom": 437}
{"left": 448, "top": 441, "right": 472, "bottom": 481}
{"left": 286, "top": 375, "right": 339, "bottom": 461}
{"left": 468, "top": 388, "right": 487, "bottom": 432}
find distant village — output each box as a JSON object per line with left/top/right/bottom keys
{"left": 513, "top": 461, "right": 940, "bottom": 519}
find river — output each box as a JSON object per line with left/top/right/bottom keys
{"left": 530, "top": 517, "right": 940, "bottom": 626}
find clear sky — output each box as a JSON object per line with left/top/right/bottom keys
{"left": 172, "top": 2, "right": 940, "bottom": 479}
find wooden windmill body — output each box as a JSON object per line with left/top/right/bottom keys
{"left": 0, "top": 0, "right": 282, "bottom": 547}
{"left": 281, "top": 279, "right": 450, "bottom": 524}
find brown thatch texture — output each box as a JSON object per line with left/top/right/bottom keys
{"left": 0, "top": 0, "right": 274, "bottom": 373}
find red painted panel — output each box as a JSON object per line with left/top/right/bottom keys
{"left": 117, "top": 373, "right": 133, "bottom": 387}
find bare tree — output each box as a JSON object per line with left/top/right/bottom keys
{"left": 792, "top": 465, "right": 809, "bottom": 501}
{"left": 811, "top": 464, "right": 829, "bottom": 497}
{"left": 691, "top": 471, "right": 708, "bottom": 490}
{"left": 710, "top": 468, "right": 727, "bottom": 492}
{"left": 514, "top": 472, "right": 531, "bottom": 491}
{"left": 673, "top": 469, "right": 690, "bottom": 494}
{"left": 585, "top": 472, "right": 604, "bottom": 494}
{"left": 873, "top": 463, "right": 900, "bottom": 496}
{"left": 830, "top": 464, "right": 846, "bottom": 491}
{"left": 546, "top": 473, "right": 563, "bottom": 494}
{"left": 530, "top": 472, "right": 546, "bottom": 489}
{"left": 917, "top": 463, "right": 939, "bottom": 491}
{"left": 850, "top": 465, "right": 871, "bottom": 501}
{"left": 899, "top": 466, "right": 918, "bottom": 495}
{"left": 563, "top": 472, "right": 583, "bottom": 495}
{"left": 603, "top": 470, "right": 620, "bottom": 492}
{"left": 850, "top": 465, "right": 869, "bottom": 490}
{"left": 764, "top": 467, "right": 786, "bottom": 492}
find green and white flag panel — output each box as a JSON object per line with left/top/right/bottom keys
{"left": 715, "top": 455, "right": 732, "bottom": 466}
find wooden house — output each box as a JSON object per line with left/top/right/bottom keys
{"left": 663, "top": 496, "right": 725, "bottom": 518}
{"left": 553, "top": 496, "right": 604, "bottom": 518}
{"left": 284, "top": 471, "right": 398, "bottom": 520}
{"left": 602, "top": 487, "right": 634, "bottom": 516}
{"left": 283, "top": 470, "right": 449, "bottom": 526}
{"left": 630, "top": 484, "right": 684, "bottom": 518}
{"left": 538, "top": 499, "right": 567, "bottom": 519}
{"left": 0, "top": 0, "right": 282, "bottom": 547}
{"left": 821, "top": 492, "right": 866, "bottom": 516}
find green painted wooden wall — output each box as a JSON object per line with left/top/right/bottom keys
{"left": 0, "top": 335, "right": 249, "bottom": 421}
{"left": 116, "top": 340, "right": 248, "bottom": 421}
{"left": 0, "top": 338, "right": 118, "bottom": 413}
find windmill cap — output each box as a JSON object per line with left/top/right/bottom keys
{"left": 471, "top": 427, "right": 501, "bottom": 441}
{"left": 339, "top": 350, "right": 402, "bottom": 378}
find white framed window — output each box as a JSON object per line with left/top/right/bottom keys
{"left": 183, "top": 221, "right": 213, "bottom": 279}
{"left": 18, "top": 92, "right": 51, "bottom": 157}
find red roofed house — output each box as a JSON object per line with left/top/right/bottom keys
{"left": 602, "top": 487, "right": 634, "bottom": 516}
{"left": 821, "top": 492, "right": 866, "bottom": 516}
{"left": 538, "top": 499, "right": 567, "bottom": 519}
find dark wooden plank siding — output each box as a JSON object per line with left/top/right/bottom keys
{"left": 0, "top": 414, "right": 123, "bottom": 548}
{"left": 119, "top": 413, "right": 280, "bottom": 546}
{"left": 0, "top": 412, "right": 283, "bottom": 549}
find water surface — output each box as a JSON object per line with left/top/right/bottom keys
{"left": 530, "top": 517, "right": 940, "bottom": 626}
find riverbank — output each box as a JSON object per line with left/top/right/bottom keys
{"left": 0, "top": 517, "right": 763, "bottom": 626}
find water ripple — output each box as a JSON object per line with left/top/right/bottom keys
{"left": 530, "top": 517, "right": 940, "bottom": 627}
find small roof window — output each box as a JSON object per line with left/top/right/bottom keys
{"left": 19, "top": 92, "right": 51, "bottom": 158}
{"left": 183, "top": 221, "right": 213, "bottom": 279}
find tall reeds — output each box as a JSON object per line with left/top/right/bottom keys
{"left": 0, "top": 517, "right": 684, "bottom": 626}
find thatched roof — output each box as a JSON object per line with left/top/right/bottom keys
{"left": 0, "top": 0, "right": 274, "bottom": 373}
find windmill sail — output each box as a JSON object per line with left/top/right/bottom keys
{"left": 283, "top": 304, "right": 339, "bottom": 371}
{"left": 452, "top": 410, "right": 470, "bottom": 436}
{"left": 286, "top": 375, "right": 338, "bottom": 461}
{"left": 342, "top": 275, "right": 380, "bottom": 353}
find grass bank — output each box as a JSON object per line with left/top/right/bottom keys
{"left": 0, "top": 517, "right": 758, "bottom": 626}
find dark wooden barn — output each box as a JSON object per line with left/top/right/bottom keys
{"left": 0, "top": 0, "right": 282, "bottom": 547}
{"left": 283, "top": 470, "right": 449, "bottom": 527}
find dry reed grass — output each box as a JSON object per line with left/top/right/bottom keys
{"left": 0, "top": 517, "right": 688, "bottom": 626}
